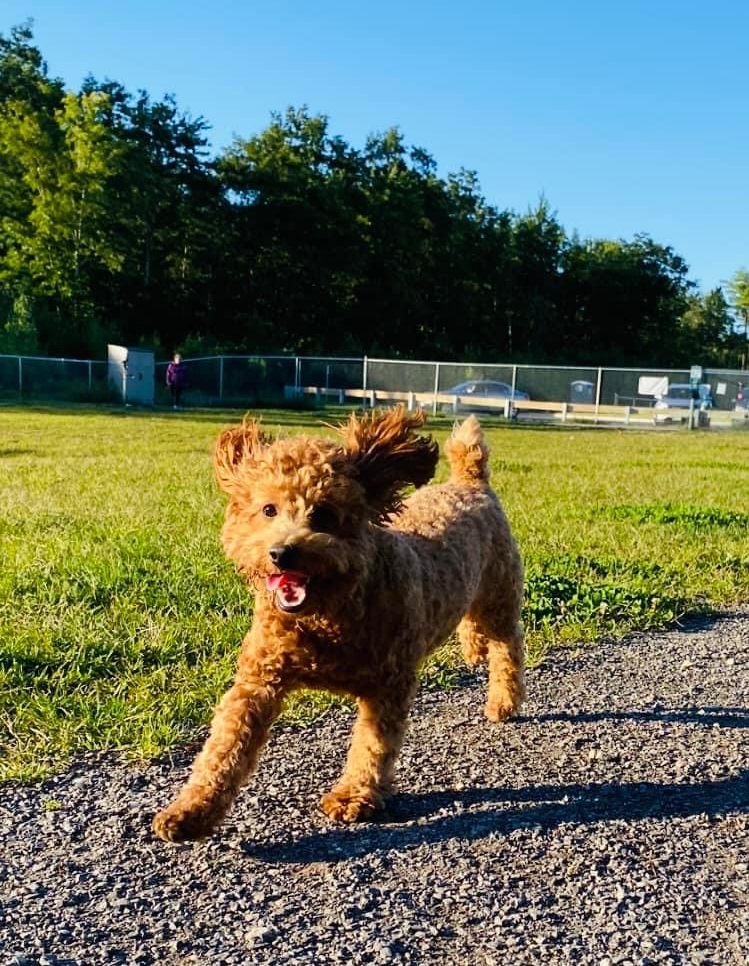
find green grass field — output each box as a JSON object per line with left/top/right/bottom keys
{"left": 1, "top": 404, "right": 748, "bottom": 780}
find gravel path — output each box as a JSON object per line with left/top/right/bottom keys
{"left": 1, "top": 610, "right": 747, "bottom": 966}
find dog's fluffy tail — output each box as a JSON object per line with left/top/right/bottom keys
{"left": 444, "top": 415, "right": 490, "bottom": 485}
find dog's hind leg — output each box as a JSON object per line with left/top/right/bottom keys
{"left": 459, "top": 609, "right": 525, "bottom": 722}
{"left": 458, "top": 614, "right": 488, "bottom": 666}
{"left": 320, "top": 678, "right": 417, "bottom": 823}
{"left": 484, "top": 620, "right": 525, "bottom": 722}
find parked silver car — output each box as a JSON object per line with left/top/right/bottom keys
{"left": 653, "top": 383, "right": 713, "bottom": 411}
{"left": 441, "top": 379, "right": 530, "bottom": 413}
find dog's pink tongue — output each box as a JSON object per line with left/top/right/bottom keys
{"left": 267, "top": 572, "right": 308, "bottom": 607}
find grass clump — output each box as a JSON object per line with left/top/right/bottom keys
{"left": 601, "top": 502, "right": 749, "bottom": 531}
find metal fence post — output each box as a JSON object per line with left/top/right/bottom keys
{"left": 18, "top": 356, "right": 22, "bottom": 395}
{"left": 433, "top": 362, "right": 441, "bottom": 415}
{"left": 362, "top": 356, "right": 368, "bottom": 392}
{"left": 595, "top": 368, "right": 603, "bottom": 422}
{"left": 219, "top": 356, "right": 224, "bottom": 401}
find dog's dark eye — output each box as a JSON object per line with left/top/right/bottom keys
{"left": 262, "top": 504, "right": 277, "bottom": 518}
{"left": 310, "top": 503, "right": 338, "bottom": 533}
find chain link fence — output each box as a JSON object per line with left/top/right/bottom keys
{"left": 1, "top": 352, "right": 746, "bottom": 415}
{"left": 364, "top": 358, "right": 748, "bottom": 412}
{"left": 0, "top": 355, "right": 111, "bottom": 403}
{"left": 151, "top": 356, "right": 365, "bottom": 406}
{"left": 0, "top": 354, "right": 365, "bottom": 407}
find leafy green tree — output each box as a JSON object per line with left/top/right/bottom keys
{"left": 506, "top": 199, "right": 566, "bottom": 360}
{"left": 432, "top": 169, "right": 512, "bottom": 359}
{"left": 218, "top": 107, "right": 367, "bottom": 352}
{"left": 726, "top": 269, "right": 749, "bottom": 368}
{"left": 559, "top": 235, "right": 692, "bottom": 365}
{"left": 678, "top": 288, "right": 735, "bottom": 364}
{"left": 99, "top": 87, "right": 219, "bottom": 348}
{"left": 0, "top": 22, "right": 65, "bottom": 348}
{"left": 0, "top": 21, "right": 63, "bottom": 112}
{"left": 0, "top": 87, "right": 127, "bottom": 352}
{"left": 356, "top": 127, "right": 443, "bottom": 355}
{"left": 0, "top": 292, "right": 38, "bottom": 353}
{"left": 727, "top": 269, "right": 749, "bottom": 323}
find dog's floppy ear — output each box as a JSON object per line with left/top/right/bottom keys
{"left": 339, "top": 406, "right": 439, "bottom": 519}
{"left": 214, "top": 419, "right": 270, "bottom": 492}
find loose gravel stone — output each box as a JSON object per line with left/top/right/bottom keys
{"left": 1, "top": 610, "right": 747, "bottom": 965}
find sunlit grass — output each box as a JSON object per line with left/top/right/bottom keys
{"left": 1, "top": 404, "right": 748, "bottom": 779}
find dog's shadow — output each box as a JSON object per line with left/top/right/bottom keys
{"left": 244, "top": 769, "right": 749, "bottom": 864}
{"left": 534, "top": 706, "right": 749, "bottom": 729}
{"left": 242, "top": 704, "right": 749, "bottom": 864}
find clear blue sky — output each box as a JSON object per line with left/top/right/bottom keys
{"left": 5, "top": 1, "right": 748, "bottom": 293}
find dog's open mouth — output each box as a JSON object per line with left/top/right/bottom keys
{"left": 266, "top": 571, "right": 309, "bottom": 612}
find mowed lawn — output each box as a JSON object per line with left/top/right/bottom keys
{"left": 1, "top": 405, "right": 748, "bottom": 780}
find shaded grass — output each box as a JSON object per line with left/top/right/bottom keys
{"left": 1, "top": 405, "right": 748, "bottom": 779}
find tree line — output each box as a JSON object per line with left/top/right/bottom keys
{"left": 1, "top": 22, "right": 747, "bottom": 368}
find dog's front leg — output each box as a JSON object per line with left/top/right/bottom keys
{"left": 153, "top": 645, "right": 288, "bottom": 843}
{"left": 320, "top": 678, "right": 417, "bottom": 823}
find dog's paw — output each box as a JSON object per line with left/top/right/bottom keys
{"left": 485, "top": 679, "right": 525, "bottom": 722}
{"left": 484, "top": 697, "right": 520, "bottom": 722}
{"left": 152, "top": 802, "right": 216, "bottom": 843}
{"left": 319, "top": 788, "right": 381, "bottom": 823}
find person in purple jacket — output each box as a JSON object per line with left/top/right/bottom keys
{"left": 165, "top": 353, "right": 187, "bottom": 409}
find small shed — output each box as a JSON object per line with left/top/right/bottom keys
{"left": 107, "top": 345, "right": 155, "bottom": 405}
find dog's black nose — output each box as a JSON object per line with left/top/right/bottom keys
{"left": 269, "top": 544, "right": 296, "bottom": 569}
